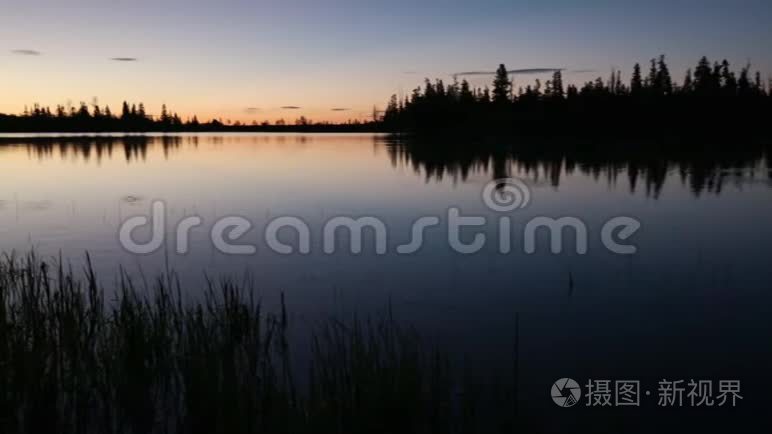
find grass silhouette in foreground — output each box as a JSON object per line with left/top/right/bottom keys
{"left": 0, "top": 253, "right": 517, "bottom": 434}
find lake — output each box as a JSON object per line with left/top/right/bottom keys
{"left": 1, "top": 133, "right": 772, "bottom": 431}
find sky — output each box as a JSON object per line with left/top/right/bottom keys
{"left": 2, "top": 0, "right": 772, "bottom": 123}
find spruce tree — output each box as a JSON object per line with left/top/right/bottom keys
{"left": 492, "top": 64, "right": 512, "bottom": 103}
{"left": 615, "top": 70, "right": 624, "bottom": 94}
{"left": 738, "top": 66, "right": 751, "bottom": 96}
{"left": 754, "top": 71, "right": 762, "bottom": 93}
{"left": 552, "top": 70, "right": 564, "bottom": 98}
{"left": 682, "top": 69, "right": 693, "bottom": 92}
{"left": 631, "top": 63, "right": 643, "bottom": 94}
{"left": 646, "top": 59, "right": 657, "bottom": 90}
{"left": 460, "top": 79, "right": 475, "bottom": 105}
{"left": 655, "top": 55, "right": 673, "bottom": 95}
{"left": 720, "top": 60, "right": 737, "bottom": 94}
{"left": 161, "top": 104, "right": 169, "bottom": 124}
{"left": 693, "top": 56, "right": 713, "bottom": 94}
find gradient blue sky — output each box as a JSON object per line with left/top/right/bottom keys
{"left": 2, "top": 0, "right": 771, "bottom": 122}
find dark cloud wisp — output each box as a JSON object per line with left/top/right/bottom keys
{"left": 508, "top": 68, "right": 564, "bottom": 75}
{"left": 281, "top": 106, "right": 301, "bottom": 110}
{"left": 11, "top": 49, "right": 41, "bottom": 56}
{"left": 331, "top": 108, "right": 350, "bottom": 111}
{"left": 452, "top": 68, "right": 564, "bottom": 78}
{"left": 111, "top": 57, "right": 138, "bottom": 62}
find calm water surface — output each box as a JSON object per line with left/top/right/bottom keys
{"left": 2, "top": 133, "right": 771, "bottom": 430}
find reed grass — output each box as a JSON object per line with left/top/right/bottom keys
{"left": 0, "top": 253, "right": 515, "bottom": 434}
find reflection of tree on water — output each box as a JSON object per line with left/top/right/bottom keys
{"left": 0, "top": 135, "right": 183, "bottom": 164}
{"left": 2, "top": 134, "right": 769, "bottom": 197}
{"left": 383, "top": 136, "right": 771, "bottom": 198}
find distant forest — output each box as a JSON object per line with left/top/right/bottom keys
{"left": 383, "top": 56, "right": 771, "bottom": 137}
{"left": 0, "top": 101, "right": 377, "bottom": 133}
{"left": 1, "top": 56, "right": 770, "bottom": 136}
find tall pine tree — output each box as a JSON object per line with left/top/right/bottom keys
{"left": 492, "top": 64, "right": 512, "bottom": 104}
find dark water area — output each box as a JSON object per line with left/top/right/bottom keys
{"left": 1, "top": 133, "right": 771, "bottom": 432}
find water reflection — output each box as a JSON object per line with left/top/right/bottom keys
{"left": 0, "top": 135, "right": 184, "bottom": 163}
{"left": 2, "top": 134, "right": 769, "bottom": 198}
{"left": 384, "top": 136, "right": 772, "bottom": 197}
{"left": 2, "top": 133, "right": 772, "bottom": 432}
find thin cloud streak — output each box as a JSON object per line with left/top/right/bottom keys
{"left": 11, "top": 49, "right": 41, "bottom": 56}
{"left": 111, "top": 57, "right": 138, "bottom": 62}
{"left": 331, "top": 108, "right": 350, "bottom": 111}
{"left": 453, "top": 68, "right": 564, "bottom": 78}
{"left": 508, "top": 68, "right": 564, "bottom": 74}
{"left": 281, "top": 106, "right": 301, "bottom": 109}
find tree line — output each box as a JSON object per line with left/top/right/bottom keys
{"left": 382, "top": 56, "right": 772, "bottom": 137}
{"left": 2, "top": 55, "right": 769, "bottom": 136}
{"left": 0, "top": 101, "right": 377, "bottom": 133}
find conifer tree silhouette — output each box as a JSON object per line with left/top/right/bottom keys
{"left": 631, "top": 63, "right": 643, "bottom": 95}
{"left": 492, "top": 64, "right": 512, "bottom": 103}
